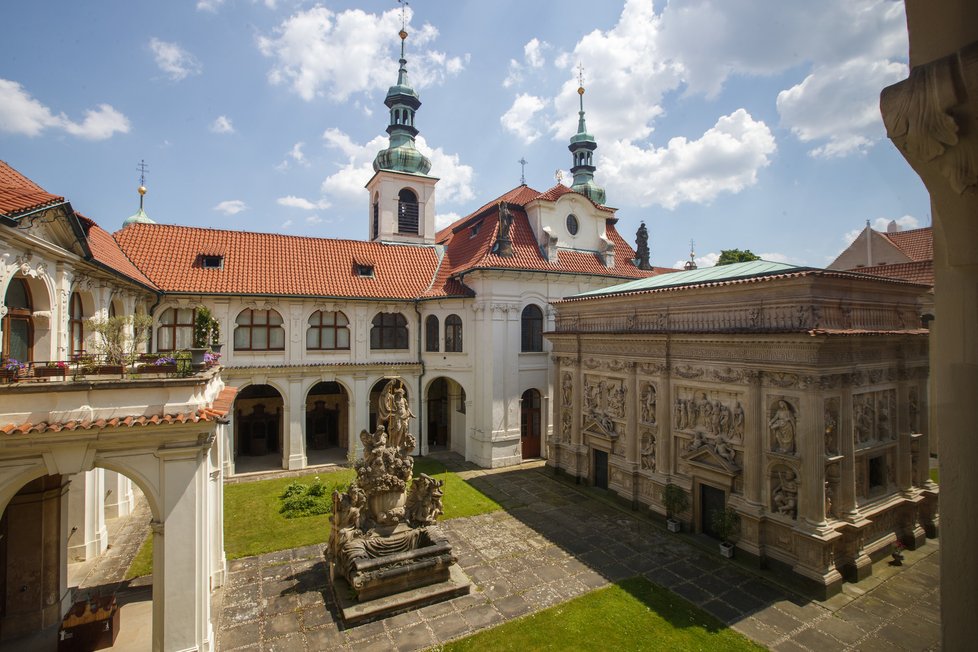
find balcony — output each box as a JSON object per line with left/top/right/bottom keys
{"left": 0, "top": 351, "right": 221, "bottom": 384}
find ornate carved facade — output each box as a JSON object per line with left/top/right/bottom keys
{"left": 546, "top": 263, "right": 936, "bottom": 598}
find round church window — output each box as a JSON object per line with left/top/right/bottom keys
{"left": 566, "top": 214, "right": 579, "bottom": 235}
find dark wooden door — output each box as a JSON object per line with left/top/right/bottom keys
{"left": 594, "top": 449, "right": 609, "bottom": 489}
{"left": 521, "top": 389, "right": 542, "bottom": 458}
{"left": 701, "top": 484, "right": 726, "bottom": 539}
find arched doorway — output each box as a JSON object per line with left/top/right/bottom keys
{"left": 521, "top": 388, "right": 542, "bottom": 459}
{"left": 305, "top": 381, "right": 349, "bottom": 466}
{"left": 233, "top": 384, "right": 285, "bottom": 474}
{"left": 426, "top": 377, "right": 466, "bottom": 452}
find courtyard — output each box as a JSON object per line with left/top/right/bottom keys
{"left": 208, "top": 455, "right": 940, "bottom": 651}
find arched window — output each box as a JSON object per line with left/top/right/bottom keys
{"left": 2, "top": 278, "right": 33, "bottom": 363}
{"left": 157, "top": 307, "right": 195, "bottom": 351}
{"left": 372, "top": 193, "right": 380, "bottom": 240}
{"left": 445, "top": 314, "right": 463, "bottom": 352}
{"left": 371, "top": 312, "right": 408, "bottom": 350}
{"left": 397, "top": 188, "right": 419, "bottom": 235}
{"left": 234, "top": 309, "right": 285, "bottom": 351}
{"left": 425, "top": 315, "right": 439, "bottom": 352}
{"left": 69, "top": 292, "right": 85, "bottom": 357}
{"left": 521, "top": 304, "right": 543, "bottom": 352}
{"left": 306, "top": 310, "right": 350, "bottom": 350}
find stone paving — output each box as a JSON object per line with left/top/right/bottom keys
{"left": 216, "top": 457, "right": 941, "bottom": 651}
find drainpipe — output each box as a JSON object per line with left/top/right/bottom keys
{"left": 414, "top": 300, "right": 426, "bottom": 457}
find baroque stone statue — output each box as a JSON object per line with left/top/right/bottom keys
{"left": 772, "top": 468, "right": 799, "bottom": 519}
{"left": 769, "top": 399, "right": 797, "bottom": 454}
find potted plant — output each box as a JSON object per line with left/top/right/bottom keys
{"left": 662, "top": 483, "right": 689, "bottom": 533}
{"left": 36, "top": 360, "right": 68, "bottom": 377}
{"left": 711, "top": 507, "right": 741, "bottom": 558}
{"left": 192, "top": 307, "right": 219, "bottom": 364}
{"left": 1, "top": 358, "right": 25, "bottom": 382}
{"left": 86, "top": 314, "right": 153, "bottom": 374}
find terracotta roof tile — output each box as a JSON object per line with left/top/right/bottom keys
{"left": 1, "top": 409, "right": 226, "bottom": 436}
{"left": 853, "top": 260, "right": 934, "bottom": 286}
{"left": 533, "top": 184, "right": 614, "bottom": 212}
{"left": 114, "top": 223, "right": 466, "bottom": 299}
{"left": 75, "top": 214, "right": 158, "bottom": 289}
{"left": 881, "top": 227, "right": 932, "bottom": 262}
{"left": 0, "top": 160, "right": 64, "bottom": 217}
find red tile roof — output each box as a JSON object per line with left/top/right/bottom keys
{"left": 854, "top": 260, "right": 934, "bottom": 286}
{"left": 0, "top": 160, "right": 64, "bottom": 217}
{"left": 882, "top": 227, "right": 932, "bottom": 262}
{"left": 75, "top": 214, "right": 158, "bottom": 289}
{"left": 436, "top": 185, "right": 662, "bottom": 281}
{"left": 114, "top": 223, "right": 466, "bottom": 299}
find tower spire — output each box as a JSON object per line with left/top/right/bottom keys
{"left": 567, "top": 64, "right": 606, "bottom": 205}
{"left": 373, "top": 1, "right": 431, "bottom": 175}
{"left": 123, "top": 159, "right": 156, "bottom": 228}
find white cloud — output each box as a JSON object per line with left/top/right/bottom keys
{"left": 673, "top": 252, "right": 720, "bottom": 269}
{"left": 196, "top": 0, "right": 225, "bottom": 11}
{"left": 276, "top": 141, "right": 308, "bottom": 171}
{"left": 0, "top": 79, "right": 129, "bottom": 140}
{"left": 280, "top": 219, "right": 293, "bottom": 230}
{"left": 305, "top": 214, "right": 323, "bottom": 225}
{"left": 601, "top": 109, "right": 776, "bottom": 209}
{"left": 320, "top": 128, "right": 474, "bottom": 206}
{"left": 843, "top": 215, "right": 920, "bottom": 245}
{"left": 436, "top": 212, "right": 461, "bottom": 230}
{"left": 777, "top": 58, "right": 908, "bottom": 158}
{"left": 277, "top": 195, "right": 329, "bottom": 210}
{"left": 210, "top": 115, "right": 235, "bottom": 134}
{"left": 213, "top": 200, "right": 247, "bottom": 215}
{"left": 258, "top": 5, "right": 465, "bottom": 102}
{"left": 149, "top": 38, "right": 202, "bottom": 81}
{"left": 525, "top": 38, "right": 548, "bottom": 68}
{"left": 500, "top": 94, "right": 547, "bottom": 144}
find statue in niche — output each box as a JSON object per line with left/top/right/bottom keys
{"left": 710, "top": 400, "right": 722, "bottom": 436}
{"left": 769, "top": 399, "right": 797, "bottom": 454}
{"left": 854, "top": 397, "right": 873, "bottom": 444}
{"left": 607, "top": 383, "right": 626, "bottom": 418}
{"left": 693, "top": 392, "right": 711, "bottom": 429}
{"left": 732, "top": 402, "right": 745, "bottom": 442}
{"left": 495, "top": 201, "right": 514, "bottom": 257}
{"left": 561, "top": 373, "right": 573, "bottom": 407}
{"left": 772, "top": 469, "right": 799, "bottom": 519}
{"left": 878, "top": 395, "right": 891, "bottom": 441}
{"left": 718, "top": 402, "right": 731, "bottom": 438}
{"left": 824, "top": 480, "right": 834, "bottom": 519}
{"left": 908, "top": 387, "right": 920, "bottom": 433}
{"left": 641, "top": 383, "right": 657, "bottom": 425}
{"left": 560, "top": 410, "right": 572, "bottom": 443}
{"left": 824, "top": 400, "right": 839, "bottom": 455}
{"left": 640, "top": 430, "right": 656, "bottom": 471}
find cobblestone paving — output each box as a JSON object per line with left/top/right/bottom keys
{"left": 216, "top": 458, "right": 940, "bottom": 651}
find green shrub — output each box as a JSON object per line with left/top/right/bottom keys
{"left": 280, "top": 481, "right": 307, "bottom": 500}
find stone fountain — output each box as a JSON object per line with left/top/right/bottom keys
{"left": 327, "top": 378, "right": 470, "bottom": 624}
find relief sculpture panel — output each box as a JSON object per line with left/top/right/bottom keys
{"left": 853, "top": 389, "right": 897, "bottom": 447}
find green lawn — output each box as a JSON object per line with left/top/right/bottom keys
{"left": 125, "top": 456, "right": 502, "bottom": 577}
{"left": 440, "top": 576, "right": 766, "bottom": 652}
{"left": 929, "top": 466, "right": 939, "bottom": 483}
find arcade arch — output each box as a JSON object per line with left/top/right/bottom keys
{"left": 426, "top": 377, "right": 467, "bottom": 452}
{"left": 305, "top": 381, "right": 350, "bottom": 466}
{"left": 233, "top": 384, "right": 286, "bottom": 473}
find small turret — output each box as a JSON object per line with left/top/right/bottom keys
{"left": 568, "top": 66, "right": 606, "bottom": 205}
{"left": 122, "top": 160, "right": 156, "bottom": 228}
{"left": 372, "top": 28, "right": 431, "bottom": 175}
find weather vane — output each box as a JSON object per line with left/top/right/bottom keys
{"left": 137, "top": 159, "right": 149, "bottom": 187}
{"left": 397, "top": 0, "right": 409, "bottom": 30}
{"left": 518, "top": 157, "right": 528, "bottom": 185}
{"left": 577, "top": 62, "right": 585, "bottom": 88}
{"left": 555, "top": 169, "right": 563, "bottom": 184}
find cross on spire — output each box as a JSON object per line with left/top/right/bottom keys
{"left": 397, "top": 0, "right": 409, "bottom": 31}
{"left": 137, "top": 159, "right": 148, "bottom": 187}
{"left": 518, "top": 157, "right": 528, "bottom": 185}
{"left": 577, "top": 62, "right": 585, "bottom": 88}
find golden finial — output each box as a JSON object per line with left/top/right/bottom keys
{"left": 398, "top": 0, "right": 409, "bottom": 39}
{"left": 136, "top": 159, "right": 149, "bottom": 209}
{"left": 577, "top": 62, "right": 585, "bottom": 95}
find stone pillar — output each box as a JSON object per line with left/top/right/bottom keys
{"left": 103, "top": 470, "right": 134, "bottom": 519}
{"left": 626, "top": 363, "right": 639, "bottom": 465}
{"left": 66, "top": 468, "right": 107, "bottom": 562}
{"left": 799, "top": 391, "right": 825, "bottom": 527}
{"left": 154, "top": 439, "right": 214, "bottom": 652}
{"left": 743, "top": 372, "right": 764, "bottom": 507}
{"left": 352, "top": 373, "right": 369, "bottom": 458}
{"left": 882, "top": 6, "right": 978, "bottom": 646}
{"left": 285, "top": 376, "right": 306, "bottom": 470}
{"left": 656, "top": 369, "right": 670, "bottom": 479}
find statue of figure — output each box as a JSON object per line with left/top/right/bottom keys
{"left": 714, "top": 436, "right": 736, "bottom": 464}
{"left": 692, "top": 392, "right": 710, "bottom": 428}
{"left": 674, "top": 397, "right": 683, "bottom": 429}
{"left": 607, "top": 383, "right": 626, "bottom": 417}
{"left": 687, "top": 429, "right": 706, "bottom": 452}
{"left": 854, "top": 396, "right": 874, "bottom": 443}
{"left": 732, "top": 402, "right": 745, "bottom": 441}
{"left": 641, "top": 431, "right": 656, "bottom": 471}
{"left": 773, "top": 469, "right": 798, "bottom": 518}
{"left": 908, "top": 387, "right": 920, "bottom": 433}
{"left": 824, "top": 405, "right": 838, "bottom": 455}
{"left": 329, "top": 486, "right": 366, "bottom": 560}
{"left": 718, "top": 402, "right": 731, "bottom": 437}
{"left": 680, "top": 399, "right": 691, "bottom": 431}
{"left": 495, "top": 201, "right": 514, "bottom": 257}
{"left": 824, "top": 480, "right": 834, "bottom": 519}
{"left": 641, "top": 383, "right": 657, "bottom": 425}
{"left": 710, "top": 400, "right": 722, "bottom": 435}
{"left": 405, "top": 473, "right": 444, "bottom": 526}
{"left": 635, "top": 221, "right": 651, "bottom": 270}
{"left": 769, "top": 399, "right": 797, "bottom": 454}
{"left": 561, "top": 373, "right": 573, "bottom": 407}
{"left": 379, "top": 380, "right": 415, "bottom": 450}
{"left": 560, "top": 410, "right": 572, "bottom": 442}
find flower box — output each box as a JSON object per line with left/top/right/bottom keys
{"left": 666, "top": 518, "right": 681, "bottom": 533}
{"left": 91, "top": 365, "right": 125, "bottom": 376}
{"left": 133, "top": 364, "right": 177, "bottom": 375}
{"left": 720, "top": 541, "right": 735, "bottom": 558}
{"left": 36, "top": 366, "right": 67, "bottom": 378}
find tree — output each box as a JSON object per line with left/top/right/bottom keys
{"left": 716, "top": 249, "right": 761, "bottom": 265}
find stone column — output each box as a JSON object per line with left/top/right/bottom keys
{"left": 66, "top": 468, "right": 106, "bottom": 562}
{"left": 351, "top": 373, "right": 369, "bottom": 458}
{"left": 743, "top": 372, "right": 764, "bottom": 507}
{"left": 627, "top": 362, "right": 639, "bottom": 465}
{"left": 284, "top": 376, "right": 306, "bottom": 470}
{"left": 103, "top": 469, "right": 134, "bottom": 519}
{"left": 882, "top": 6, "right": 978, "bottom": 646}
{"left": 656, "top": 367, "right": 670, "bottom": 479}
{"left": 799, "top": 390, "right": 825, "bottom": 527}
{"left": 154, "top": 439, "right": 214, "bottom": 652}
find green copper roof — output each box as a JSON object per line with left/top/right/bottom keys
{"left": 572, "top": 260, "right": 804, "bottom": 298}
{"left": 122, "top": 207, "right": 155, "bottom": 227}
{"left": 568, "top": 87, "right": 605, "bottom": 205}
{"left": 373, "top": 32, "right": 431, "bottom": 176}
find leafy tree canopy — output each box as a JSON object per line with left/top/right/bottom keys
{"left": 716, "top": 249, "right": 761, "bottom": 266}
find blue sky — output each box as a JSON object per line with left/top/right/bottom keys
{"left": 0, "top": 0, "right": 929, "bottom": 268}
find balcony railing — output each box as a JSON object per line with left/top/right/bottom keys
{"left": 0, "top": 351, "right": 221, "bottom": 384}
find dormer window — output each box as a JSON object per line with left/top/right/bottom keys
{"left": 355, "top": 263, "right": 375, "bottom": 278}
{"left": 470, "top": 222, "right": 482, "bottom": 238}
{"left": 200, "top": 254, "right": 224, "bottom": 269}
